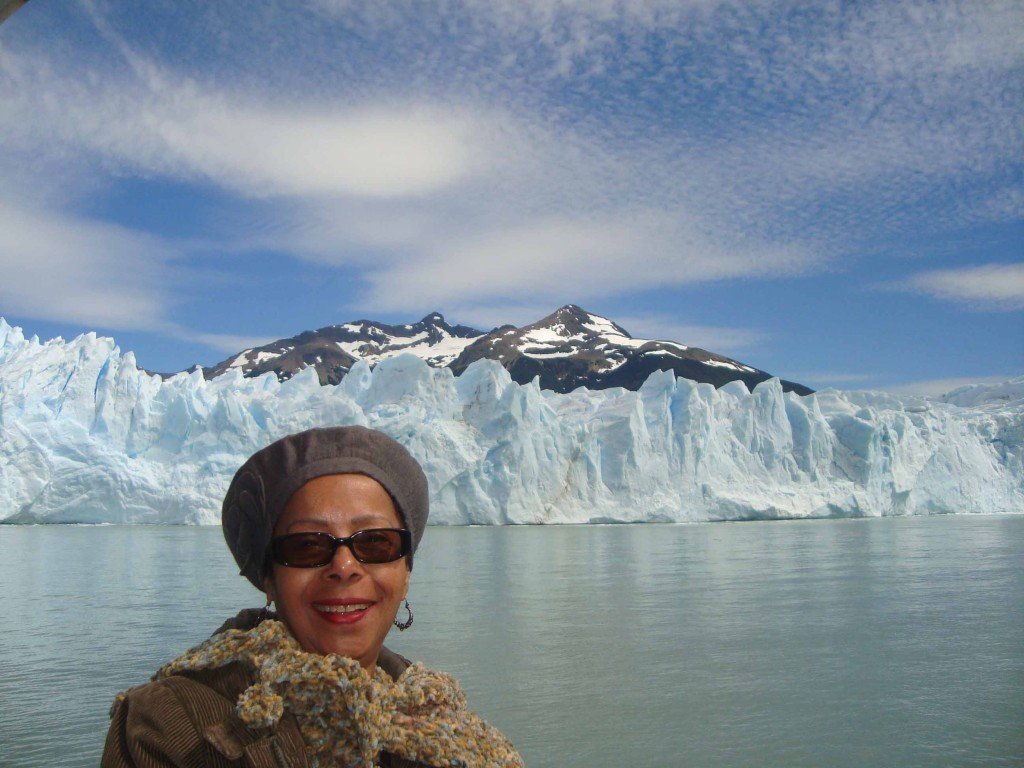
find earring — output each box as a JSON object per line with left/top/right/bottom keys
{"left": 393, "top": 599, "right": 413, "bottom": 631}
{"left": 260, "top": 595, "right": 274, "bottom": 623}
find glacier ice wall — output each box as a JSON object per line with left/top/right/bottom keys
{"left": 0, "top": 319, "right": 1021, "bottom": 524}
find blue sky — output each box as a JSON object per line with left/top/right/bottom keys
{"left": 0, "top": 0, "right": 1021, "bottom": 394}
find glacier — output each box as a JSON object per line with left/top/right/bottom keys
{"left": 0, "top": 318, "right": 1021, "bottom": 525}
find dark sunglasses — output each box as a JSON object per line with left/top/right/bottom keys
{"left": 270, "top": 528, "right": 411, "bottom": 567}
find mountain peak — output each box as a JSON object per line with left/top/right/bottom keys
{"left": 534, "top": 304, "right": 631, "bottom": 340}
{"left": 551, "top": 303, "right": 594, "bottom": 321}
{"left": 201, "top": 306, "right": 812, "bottom": 395}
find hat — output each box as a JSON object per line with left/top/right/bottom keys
{"left": 222, "top": 425, "right": 429, "bottom": 589}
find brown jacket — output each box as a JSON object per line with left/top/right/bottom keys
{"left": 102, "top": 645, "right": 426, "bottom": 768}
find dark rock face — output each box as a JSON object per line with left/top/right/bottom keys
{"left": 200, "top": 304, "right": 813, "bottom": 395}
{"left": 448, "top": 305, "right": 812, "bottom": 395}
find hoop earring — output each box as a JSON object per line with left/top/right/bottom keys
{"left": 393, "top": 599, "right": 413, "bottom": 631}
{"left": 260, "top": 595, "right": 274, "bottom": 623}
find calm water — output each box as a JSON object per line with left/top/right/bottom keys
{"left": 1, "top": 516, "right": 1022, "bottom": 767}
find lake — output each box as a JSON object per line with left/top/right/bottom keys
{"left": 1, "top": 516, "right": 1022, "bottom": 767}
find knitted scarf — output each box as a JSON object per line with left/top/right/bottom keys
{"left": 152, "top": 620, "right": 523, "bottom": 768}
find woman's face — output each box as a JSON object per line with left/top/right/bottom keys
{"left": 264, "top": 473, "right": 410, "bottom": 668}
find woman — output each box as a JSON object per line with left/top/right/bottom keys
{"left": 103, "top": 426, "right": 523, "bottom": 768}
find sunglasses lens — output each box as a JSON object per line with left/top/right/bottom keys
{"left": 273, "top": 533, "right": 335, "bottom": 567}
{"left": 350, "top": 529, "right": 408, "bottom": 563}
{"left": 271, "top": 529, "right": 411, "bottom": 567}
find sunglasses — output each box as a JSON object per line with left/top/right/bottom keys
{"left": 270, "top": 528, "right": 412, "bottom": 567}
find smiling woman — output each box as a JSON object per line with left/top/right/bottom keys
{"left": 102, "top": 426, "right": 523, "bottom": 768}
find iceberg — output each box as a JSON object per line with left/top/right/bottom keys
{"left": 0, "top": 319, "right": 1021, "bottom": 524}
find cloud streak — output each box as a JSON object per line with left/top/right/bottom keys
{"left": 355, "top": 210, "right": 815, "bottom": 313}
{"left": 897, "top": 263, "right": 1024, "bottom": 311}
{"left": 0, "top": 46, "right": 487, "bottom": 200}
{"left": 884, "top": 375, "right": 1017, "bottom": 397}
{"left": 0, "top": 202, "right": 174, "bottom": 330}
{"left": 613, "top": 314, "right": 770, "bottom": 355}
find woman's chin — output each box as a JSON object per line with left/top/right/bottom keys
{"left": 288, "top": 622, "right": 378, "bottom": 667}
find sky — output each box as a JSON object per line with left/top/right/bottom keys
{"left": 0, "top": 0, "right": 1021, "bottom": 395}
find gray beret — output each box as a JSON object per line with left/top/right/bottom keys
{"left": 222, "top": 425, "right": 429, "bottom": 589}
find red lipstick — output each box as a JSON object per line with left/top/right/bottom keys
{"left": 309, "top": 598, "right": 376, "bottom": 625}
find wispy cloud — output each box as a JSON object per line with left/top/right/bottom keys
{"left": 790, "top": 372, "right": 876, "bottom": 389}
{"left": 0, "top": 201, "right": 271, "bottom": 355}
{"left": 614, "top": 314, "right": 769, "bottom": 354}
{"left": 0, "top": 48, "right": 486, "bottom": 200}
{"left": 962, "top": 187, "right": 1024, "bottom": 224}
{"left": 884, "top": 375, "right": 1017, "bottom": 397}
{"left": 893, "top": 263, "right": 1024, "bottom": 311}
{"left": 356, "top": 212, "right": 816, "bottom": 311}
{"left": 0, "top": 201, "right": 175, "bottom": 330}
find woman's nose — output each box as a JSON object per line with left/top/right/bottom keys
{"left": 324, "top": 542, "right": 364, "bottom": 579}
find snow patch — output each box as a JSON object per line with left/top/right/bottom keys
{"left": 522, "top": 327, "right": 576, "bottom": 346}
{"left": 253, "top": 350, "right": 283, "bottom": 365}
{"left": 228, "top": 352, "right": 251, "bottom": 369}
{"left": 703, "top": 359, "right": 745, "bottom": 370}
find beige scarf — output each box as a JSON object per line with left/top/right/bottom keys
{"left": 154, "top": 620, "right": 523, "bottom": 768}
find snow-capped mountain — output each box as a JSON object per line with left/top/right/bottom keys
{"left": 203, "top": 312, "right": 482, "bottom": 385}
{"left": 448, "top": 305, "right": 812, "bottom": 394}
{"left": 201, "top": 305, "right": 812, "bottom": 395}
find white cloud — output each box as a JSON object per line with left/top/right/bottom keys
{"left": 186, "top": 105, "right": 480, "bottom": 199}
{"left": 884, "top": 375, "right": 1017, "bottom": 397}
{"left": 0, "top": 202, "right": 270, "bottom": 355}
{"left": 357, "top": 211, "right": 816, "bottom": 311}
{"left": 311, "top": 0, "right": 737, "bottom": 36}
{"left": 178, "top": 102, "right": 481, "bottom": 199}
{"left": 613, "top": 314, "right": 769, "bottom": 354}
{"left": 898, "top": 263, "right": 1024, "bottom": 311}
{"left": 0, "top": 45, "right": 486, "bottom": 201}
{"left": 0, "top": 202, "right": 175, "bottom": 330}
{"left": 963, "top": 187, "right": 1024, "bottom": 224}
